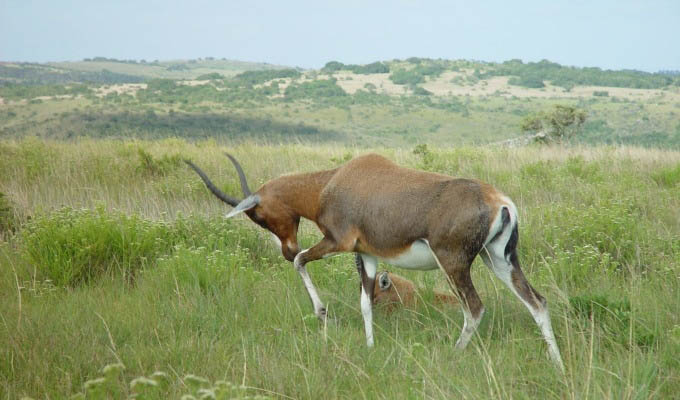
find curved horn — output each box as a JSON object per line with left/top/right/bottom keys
{"left": 224, "top": 153, "right": 252, "bottom": 197}
{"left": 184, "top": 159, "right": 240, "bottom": 207}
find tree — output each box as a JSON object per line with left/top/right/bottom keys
{"left": 520, "top": 105, "right": 587, "bottom": 143}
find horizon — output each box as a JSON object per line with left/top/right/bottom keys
{"left": 4, "top": 56, "right": 680, "bottom": 75}
{"left": 2, "top": 1, "right": 679, "bottom": 73}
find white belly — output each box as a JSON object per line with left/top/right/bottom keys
{"left": 378, "top": 239, "right": 438, "bottom": 271}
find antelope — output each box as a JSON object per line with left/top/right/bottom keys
{"left": 372, "top": 270, "right": 459, "bottom": 310}
{"left": 185, "top": 153, "right": 564, "bottom": 369}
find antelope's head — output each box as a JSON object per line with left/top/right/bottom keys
{"left": 185, "top": 154, "right": 301, "bottom": 262}
{"left": 372, "top": 271, "right": 416, "bottom": 309}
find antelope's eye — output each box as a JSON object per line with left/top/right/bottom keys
{"left": 378, "top": 272, "right": 391, "bottom": 290}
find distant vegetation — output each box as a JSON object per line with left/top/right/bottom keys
{"left": 321, "top": 61, "right": 390, "bottom": 74}
{"left": 284, "top": 78, "right": 347, "bottom": 100}
{"left": 0, "top": 63, "right": 145, "bottom": 85}
{"left": 521, "top": 105, "right": 587, "bottom": 143}
{"left": 2, "top": 57, "right": 680, "bottom": 148}
{"left": 389, "top": 62, "right": 447, "bottom": 85}
{"left": 1, "top": 109, "right": 345, "bottom": 142}
{"left": 229, "top": 68, "right": 301, "bottom": 87}
{"left": 482, "top": 59, "right": 679, "bottom": 89}
{"left": 0, "top": 83, "right": 91, "bottom": 100}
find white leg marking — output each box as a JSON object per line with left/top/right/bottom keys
{"left": 422, "top": 239, "right": 484, "bottom": 349}
{"left": 293, "top": 250, "right": 325, "bottom": 318}
{"left": 456, "top": 306, "right": 484, "bottom": 349}
{"left": 359, "top": 255, "right": 377, "bottom": 347}
{"left": 535, "top": 308, "right": 564, "bottom": 371}
{"left": 482, "top": 244, "right": 564, "bottom": 370}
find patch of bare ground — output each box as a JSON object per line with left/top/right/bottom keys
{"left": 330, "top": 71, "right": 410, "bottom": 95}
{"left": 94, "top": 83, "right": 147, "bottom": 97}
{"left": 178, "top": 80, "right": 211, "bottom": 87}
{"left": 423, "top": 71, "right": 680, "bottom": 101}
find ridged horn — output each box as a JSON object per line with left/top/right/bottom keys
{"left": 224, "top": 153, "right": 252, "bottom": 197}
{"left": 184, "top": 159, "right": 240, "bottom": 207}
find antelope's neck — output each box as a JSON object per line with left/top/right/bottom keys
{"left": 276, "top": 168, "right": 337, "bottom": 221}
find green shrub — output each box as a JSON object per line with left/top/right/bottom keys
{"left": 412, "top": 86, "right": 432, "bottom": 96}
{"left": 20, "top": 207, "right": 175, "bottom": 286}
{"left": 390, "top": 69, "right": 425, "bottom": 85}
{"left": 136, "top": 147, "right": 182, "bottom": 177}
{"left": 230, "top": 69, "right": 301, "bottom": 87}
{"left": 196, "top": 72, "right": 224, "bottom": 81}
{"left": 508, "top": 75, "right": 545, "bottom": 88}
{"left": 19, "top": 207, "right": 255, "bottom": 286}
{"left": 651, "top": 164, "right": 680, "bottom": 187}
{"left": 284, "top": 78, "right": 346, "bottom": 99}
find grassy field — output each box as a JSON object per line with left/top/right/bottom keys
{"left": 1, "top": 139, "right": 679, "bottom": 399}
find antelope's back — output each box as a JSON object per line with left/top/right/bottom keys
{"left": 319, "top": 154, "right": 498, "bottom": 252}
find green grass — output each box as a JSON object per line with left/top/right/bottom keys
{"left": 1, "top": 139, "right": 679, "bottom": 398}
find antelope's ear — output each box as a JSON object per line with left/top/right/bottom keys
{"left": 378, "top": 272, "right": 391, "bottom": 291}
{"left": 225, "top": 195, "right": 260, "bottom": 219}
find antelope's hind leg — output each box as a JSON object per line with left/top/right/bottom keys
{"left": 480, "top": 225, "right": 564, "bottom": 370}
{"left": 431, "top": 248, "right": 485, "bottom": 350}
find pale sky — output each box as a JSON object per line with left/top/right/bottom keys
{"left": 1, "top": 0, "right": 679, "bottom": 72}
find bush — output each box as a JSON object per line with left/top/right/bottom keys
{"left": 284, "top": 78, "right": 346, "bottom": 99}
{"left": 196, "top": 73, "right": 224, "bottom": 81}
{"left": 136, "top": 148, "right": 182, "bottom": 177}
{"left": 321, "top": 61, "right": 389, "bottom": 74}
{"left": 390, "top": 69, "right": 425, "bottom": 85}
{"left": 21, "top": 207, "right": 173, "bottom": 285}
{"left": 412, "top": 86, "right": 432, "bottom": 96}
{"left": 508, "top": 75, "right": 545, "bottom": 88}
{"left": 19, "top": 208, "right": 249, "bottom": 286}
{"left": 520, "top": 105, "right": 587, "bottom": 143}
{"left": 230, "top": 69, "right": 301, "bottom": 87}
{"left": 651, "top": 164, "right": 680, "bottom": 187}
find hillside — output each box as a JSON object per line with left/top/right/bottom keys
{"left": 1, "top": 58, "right": 680, "bottom": 147}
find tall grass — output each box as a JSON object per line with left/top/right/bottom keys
{"left": 1, "top": 138, "right": 679, "bottom": 398}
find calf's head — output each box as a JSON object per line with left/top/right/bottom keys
{"left": 372, "top": 271, "right": 417, "bottom": 309}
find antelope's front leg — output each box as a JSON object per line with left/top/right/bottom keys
{"left": 355, "top": 254, "right": 378, "bottom": 347}
{"left": 293, "top": 237, "right": 339, "bottom": 320}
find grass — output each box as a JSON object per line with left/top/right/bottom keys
{"left": 1, "top": 138, "right": 679, "bottom": 398}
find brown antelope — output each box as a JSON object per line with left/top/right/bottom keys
{"left": 372, "top": 270, "right": 458, "bottom": 310}
{"left": 185, "top": 153, "right": 564, "bottom": 369}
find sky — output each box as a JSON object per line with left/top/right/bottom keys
{"left": 1, "top": 0, "right": 679, "bottom": 72}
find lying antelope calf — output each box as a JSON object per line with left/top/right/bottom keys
{"left": 186, "top": 153, "right": 564, "bottom": 369}
{"left": 372, "top": 271, "right": 458, "bottom": 310}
